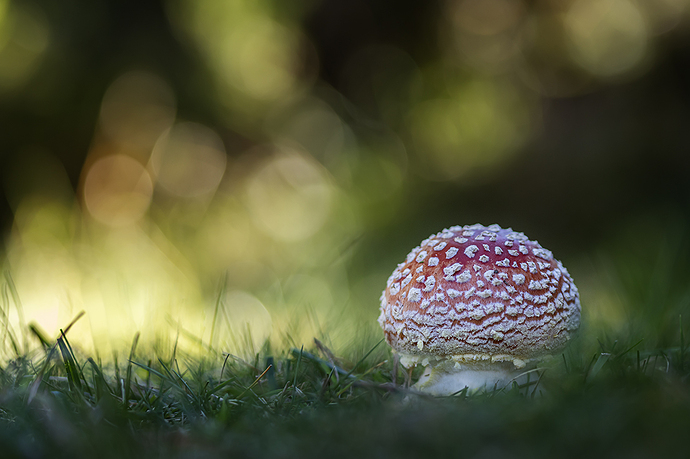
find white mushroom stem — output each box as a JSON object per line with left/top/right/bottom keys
{"left": 414, "top": 361, "right": 516, "bottom": 395}
{"left": 400, "top": 356, "right": 532, "bottom": 395}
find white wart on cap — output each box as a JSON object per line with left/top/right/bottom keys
{"left": 379, "top": 224, "right": 580, "bottom": 394}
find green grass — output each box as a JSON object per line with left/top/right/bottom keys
{"left": 0, "top": 317, "right": 688, "bottom": 459}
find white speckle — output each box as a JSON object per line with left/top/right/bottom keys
{"left": 491, "top": 331, "right": 505, "bottom": 341}
{"left": 479, "top": 255, "right": 490, "bottom": 263}
{"left": 390, "top": 271, "right": 402, "bottom": 283}
{"left": 498, "top": 272, "right": 508, "bottom": 280}
{"left": 420, "top": 299, "right": 430, "bottom": 309}
{"left": 505, "top": 285, "right": 517, "bottom": 293}
{"left": 504, "top": 240, "right": 514, "bottom": 247}
{"left": 515, "top": 295, "right": 524, "bottom": 304}
{"left": 476, "top": 280, "right": 485, "bottom": 288}
{"left": 477, "top": 290, "right": 493, "bottom": 299}
{"left": 433, "top": 242, "right": 447, "bottom": 251}
{"left": 519, "top": 245, "right": 529, "bottom": 255}
{"left": 447, "top": 289, "right": 461, "bottom": 299}
{"left": 443, "top": 263, "right": 463, "bottom": 277}
{"left": 390, "top": 283, "right": 400, "bottom": 295}
{"left": 456, "top": 271, "right": 472, "bottom": 283}
{"left": 523, "top": 292, "right": 534, "bottom": 301}
{"left": 462, "top": 230, "right": 475, "bottom": 236}
{"left": 495, "top": 246, "right": 503, "bottom": 255}
{"left": 423, "top": 276, "right": 436, "bottom": 292}
{"left": 508, "top": 250, "right": 519, "bottom": 256}
{"left": 435, "top": 292, "right": 445, "bottom": 301}
{"left": 520, "top": 262, "right": 528, "bottom": 271}
{"left": 455, "top": 303, "right": 466, "bottom": 311}
{"left": 498, "top": 291, "right": 511, "bottom": 300}
{"left": 512, "top": 262, "right": 518, "bottom": 268}
{"left": 475, "top": 235, "right": 485, "bottom": 241}
{"left": 538, "top": 261, "right": 550, "bottom": 270}
{"left": 402, "top": 268, "right": 411, "bottom": 276}
{"left": 464, "top": 287, "right": 476, "bottom": 298}
{"left": 483, "top": 270, "right": 494, "bottom": 281}
{"left": 507, "top": 232, "right": 527, "bottom": 241}
{"left": 533, "top": 248, "right": 553, "bottom": 260}
{"left": 534, "top": 295, "right": 548, "bottom": 304}
{"left": 428, "top": 257, "right": 439, "bottom": 267}
{"left": 473, "top": 264, "right": 482, "bottom": 272}
{"left": 529, "top": 279, "right": 549, "bottom": 290}
{"left": 440, "top": 231, "right": 454, "bottom": 239}
{"left": 416, "top": 275, "right": 425, "bottom": 283}
{"left": 416, "top": 251, "right": 428, "bottom": 263}
{"left": 446, "top": 247, "right": 459, "bottom": 259}
{"left": 483, "top": 244, "right": 490, "bottom": 251}
{"left": 401, "top": 274, "right": 412, "bottom": 287}
{"left": 464, "top": 245, "right": 479, "bottom": 258}
{"left": 555, "top": 294, "right": 565, "bottom": 309}
{"left": 408, "top": 288, "right": 422, "bottom": 303}
{"left": 488, "top": 224, "right": 501, "bottom": 231}
{"left": 491, "top": 278, "right": 503, "bottom": 286}
{"left": 489, "top": 303, "right": 505, "bottom": 314}
{"left": 506, "top": 306, "right": 519, "bottom": 316}
{"left": 527, "top": 261, "right": 537, "bottom": 273}
{"left": 417, "top": 340, "right": 424, "bottom": 350}
{"left": 455, "top": 237, "right": 469, "bottom": 244}
{"left": 469, "top": 308, "right": 485, "bottom": 320}
{"left": 416, "top": 265, "right": 423, "bottom": 273}
{"left": 496, "top": 258, "right": 510, "bottom": 267}
{"left": 513, "top": 274, "right": 526, "bottom": 285}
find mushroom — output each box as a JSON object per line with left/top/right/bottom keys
{"left": 379, "top": 224, "right": 580, "bottom": 395}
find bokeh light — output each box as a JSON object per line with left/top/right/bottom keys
{"left": 99, "top": 71, "right": 177, "bottom": 154}
{"left": 245, "top": 147, "right": 333, "bottom": 242}
{"left": 215, "top": 290, "right": 273, "bottom": 353}
{"left": 444, "top": 0, "right": 525, "bottom": 73}
{"left": 150, "top": 122, "right": 227, "bottom": 198}
{"left": 407, "top": 77, "right": 534, "bottom": 180}
{"left": 167, "top": 0, "right": 317, "bottom": 128}
{"left": 564, "top": 0, "right": 649, "bottom": 78}
{"left": 82, "top": 155, "right": 153, "bottom": 226}
{"left": 264, "top": 95, "right": 349, "bottom": 166}
{"left": 0, "top": 1, "right": 50, "bottom": 92}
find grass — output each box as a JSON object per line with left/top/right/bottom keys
{"left": 0, "top": 315, "right": 688, "bottom": 459}
{"left": 2, "top": 222, "right": 690, "bottom": 458}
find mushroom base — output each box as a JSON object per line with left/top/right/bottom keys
{"left": 414, "top": 363, "right": 515, "bottom": 395}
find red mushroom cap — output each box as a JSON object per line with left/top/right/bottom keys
{"left": 379, "top": 224, "right": 580, "bottom": 367}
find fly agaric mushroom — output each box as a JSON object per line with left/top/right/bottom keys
{"left": 379, "top": 224, "right": 580, "bottom": 395}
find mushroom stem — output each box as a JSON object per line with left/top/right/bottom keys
{"left": 413, "top": 360, "right": 519, "bottom": 395}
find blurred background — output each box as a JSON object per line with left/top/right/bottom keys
{"left": 1, "top": 0, "right": 690, "bottom": 357}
